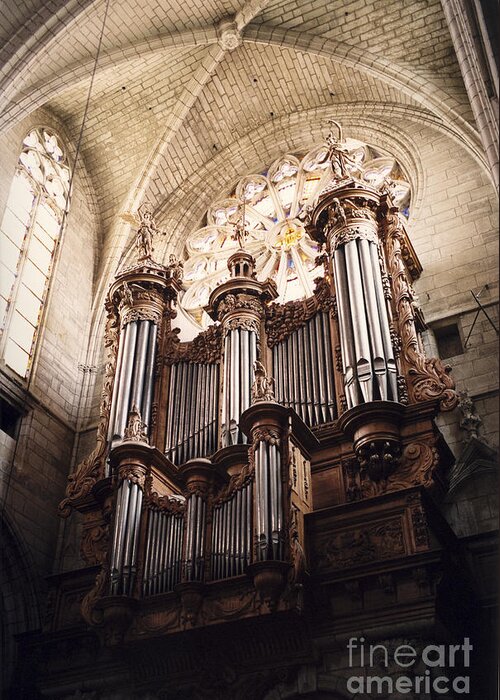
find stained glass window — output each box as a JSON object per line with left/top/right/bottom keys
{"left": 179, "top": 140, "right": 411, "bottom": 332}
{"left": 0, "top": 128, "right": 70, "bottom": 378}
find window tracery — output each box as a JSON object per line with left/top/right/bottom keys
{"left": 178, "top": 140, "right": 411, "bottom": 331}
{"left": 0, "top": 128, "right": 70, "bottom": 377}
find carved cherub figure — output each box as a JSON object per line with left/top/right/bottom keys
{"left": 135, "top": 204, "right": 166, "bottom": 261}
{"left": 251, "top": 360, "right": 275, "bottom": 402}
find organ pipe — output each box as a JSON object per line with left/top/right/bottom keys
{"left": 221, "top": 327, "right": 258, "bottom": 446}
{"left": 210, "top": 481, "right": 253, "bottom": 580}
{"left": 333, "top": 234, "right": 397, "bottom": 408}
{"left": 165, "top": 362, "right": 219, "bottom": 464}
{"left": 110, "top": 478, "right": 144, "bottom": 596}
{"left": 271, "top": 311, "right": 336, "bottom": 426}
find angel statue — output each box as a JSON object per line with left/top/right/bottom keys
{"left": 231, "top": 200, "right": 249, "bottom": 249}
{"left": 119, "top": 203, "right": 166, "bottom": 262}
{"left": 251, "top": 360, "right": 275, "bottom": 403}
{"left": 324, "top": 119, "right": 356, "bottom": 180}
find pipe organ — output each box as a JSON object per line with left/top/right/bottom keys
{"left": 59, "top": 130, "right": 459, "bottom": 645}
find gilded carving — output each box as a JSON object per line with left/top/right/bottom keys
{"left": 383, "top": 206, "right": 458, "bottom": 411}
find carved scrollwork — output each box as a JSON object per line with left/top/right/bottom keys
{"left": 144, "top": 477, "right": 186, "bottom": 512}
{"left": 118, "top": 464, "right": 147, "bottom": 488}
{"left": 217, "top": 293, "right": 262, "bottom": 321}
{"left": 330, "top": 223, "right": 378, "bottom": 251}
{"left": 202, "top": 589, "right": 258, "bottom": 623}
{"left": 121, "top": 308, "right": 162, "bottom": 327}
{"left": 81, "top": 568, "right": 107, "bottom": 627}
{"left": 165, "top": 324, "right": 222, "bottom": 365}
{"left": 251, "top": 360, "right": 275, "bottom": 402}
{"left": 214, "top": 465, "right": 253, "bottom": 504}
{"left": 383, "top": 206, "right": 458, "bottom": 411}
{"left": 59, "top": 301, "right": 119, "bottom": 517}
{"left": 313, "top": 276, "right": 335, "bottom": 313}
{"left": 80, "top": 521, "right": 109, "bottom": 566}
{"left": 265, "top": 300, "right": 309, "bottom": 346}
{"left": 122, "top": 405, "right": 148, "bottom": 443}
{"left": 251, "top": 427, "right": 281, "bottom": 445}
{"left": 224, "top": 317, "right": 260, "bottom": 335}
{"left": 386, "top": 441, "right": 439, "bottom": 492}
{"left": 315, "top": 518, "right": 405, "bottom": 570}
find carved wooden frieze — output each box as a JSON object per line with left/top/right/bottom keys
{"left": 314, "top": 517, "right": 406, "bottom": 571}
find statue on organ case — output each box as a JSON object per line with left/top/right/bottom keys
{"left": 251, "top": 360, "right": 275, "bottom": 403}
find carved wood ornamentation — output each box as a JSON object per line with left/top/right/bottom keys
{"left": 265, "top": 277, "right": 334, "bottom": 347}
{"left": 342, "top": 439, "right": 440, "bottom": 502}
{"left": 59, "top": 298, "right": 120, "bottom": 517}
{"left": 164, "top": 324, "right": 222, "bottom": 365}
{"left": 315, "top": 517, "right": 405, "bottom": 570}
{"left": 382, "top": 204, "right": 458, "bottom": 411}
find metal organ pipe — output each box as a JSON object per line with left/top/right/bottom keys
{"left": 334, "top": 248, "right": 360, "bottom": 409}
{"left": 369, "top": 242, "right": 398, "bottom": 400}
{"left": 164, "top": 362, "right": 219, "bottom": 463}
{"left": 130, "top": 321, "right": 149, "bottom": 414}
{"left": 344, "top": 240, "right": 373, "bottom": 402}
{"left": 141, "top": 322, "right": 157, "bottom": 430}
{"left": 271, "top": 310, "right": 337, "bottom": 427}
{"left": 331, "top": 223, "right": 398, "bottom": 407}
{"left": 113, "top": 321, "right": 138, "bottom": 439}
{"left": 222, "top": 326, "right": 257, "bottom": 447}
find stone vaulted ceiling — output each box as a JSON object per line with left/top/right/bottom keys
{"left": 0, "top": 0, "right": 486, "bottom": 305}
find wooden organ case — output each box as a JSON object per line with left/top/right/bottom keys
{"left": 38, "top": 144, "right": 481, "bottom": 698}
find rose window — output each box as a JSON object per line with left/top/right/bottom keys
{"left": 178, "top": 141, "right": 411, "bottom": 333}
